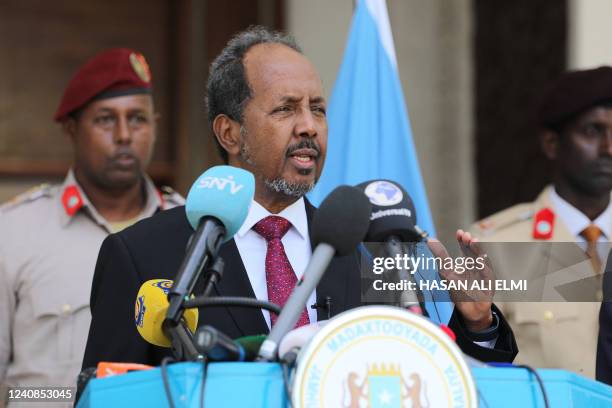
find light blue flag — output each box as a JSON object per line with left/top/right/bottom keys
{"left": 309, "top": 0, "right": 453, "bottom": 324}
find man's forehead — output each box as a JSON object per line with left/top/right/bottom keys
{"left": 574, "top": 105, "right": 612, "bottom": 122}
{"left": 244, "top": 43, "right": 323, "bottom": 93}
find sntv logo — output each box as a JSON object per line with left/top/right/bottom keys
{"left": 197, "top": 175, "right": 244, "bottom": 194}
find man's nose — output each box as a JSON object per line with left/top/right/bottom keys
{"left": 114, "top": 116, "right": 132, "bottom": 144}
{"left": 295, "top": 109, "right": 318, "bottom": 138}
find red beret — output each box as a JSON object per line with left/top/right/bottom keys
{"left": 54, "top": 48, "right": 153, "bottom": 122}
{"left": 536, "top": 66, "right": 612, "bottom": 129}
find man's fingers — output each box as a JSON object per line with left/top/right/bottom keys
{"left": 427, "top": 238, "right": 450, "bottom": 260}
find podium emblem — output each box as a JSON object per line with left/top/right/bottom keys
{"left": 292, "top": 306, "right": 477, "bottom": 408}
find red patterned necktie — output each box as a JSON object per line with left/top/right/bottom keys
{"left": 253, "top": 215, "right": 310, "bottom": 328}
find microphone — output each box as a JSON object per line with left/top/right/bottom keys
{"left": 257, "top": 185, "right": 372, "bottom": 361}
{"left": 193, "top": 329, "right": 267, "bottom": 362}
{"left": 165, "top": 166, "right": 254, "bottom": 327}
{"left": 356, "top": 179, "right": 427, "bottom": 314}
{"left": 194, "top": 326, "right": 247, "bottom": 361}
{"left": 134, "top": 279, "right": 199, "bottom": 347}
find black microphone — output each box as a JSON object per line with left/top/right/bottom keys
{"left": 257, "top": 185, "right": 372, "bottom": 361}
{"left": 194, "top": 326, "right": 249, "bottom": 361}
{"left": 356, "top": 179, "right": 428, "bottom": 315}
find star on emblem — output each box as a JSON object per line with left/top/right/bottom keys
{"left": 379, "top": 389, "right": 392, "bottom": 405}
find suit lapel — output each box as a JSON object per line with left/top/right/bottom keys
{"left": 214, "top": 239, "right": 269, "bottom": 335}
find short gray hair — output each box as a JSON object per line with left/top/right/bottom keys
{"left": 206, "top": 26, "right": 302, "bottom": 162}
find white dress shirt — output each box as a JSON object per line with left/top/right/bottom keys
{"left": 550, "top": 187, "right": 612, "bottom": 260}
{"left": 234, "top": 197, "right": 317, "bottom": 328}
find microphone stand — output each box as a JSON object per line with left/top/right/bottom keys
{"left": 385, "top": 236, "right": 429, "bottom": 317}
{"left": 166, "top": 320, "right": 202, "bottom": 361}
{"left": 164, "top": 217, "right": 225, "bottom": 361}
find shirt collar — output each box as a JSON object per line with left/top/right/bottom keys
{"left": 58, "top": 168, "right": 163, "bottom": 230}
{"left": 549, "top": 187, "right": 612, "bottom": 238}
{"left": 236, "top": 197, "right": 308, "bottom": 239}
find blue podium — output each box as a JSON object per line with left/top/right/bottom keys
{"left": 77, "top": 362, "right": 612, "bottom": 407}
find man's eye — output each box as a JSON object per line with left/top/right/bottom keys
{"left": 583, "top": 124, "right": 603, "bottom": 137}
{"left": 129, "top": 115, "right": 148, "bottom": 125}
{"left": 312, "top": 106, "right": 327, "bottom": 115}
{"left": 274, "top": 106, "right": 292, "bottom": 113}
{"left": 94, "top": 115, "right": 115, "bottom": 125}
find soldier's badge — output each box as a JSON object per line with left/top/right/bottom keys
{"left": 532, "top": 207, "right": 555, "bottom": 240}
{"left": 61, "top": 185, "right": 84, "bottom": 216}
{"left": 129, "top": 52, "right": 151, "bottom": 83}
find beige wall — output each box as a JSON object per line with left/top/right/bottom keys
{"left": 288, "top": 0, "right": 475, "bottom": 244}
{"left": 568, "top": 0, "right": 612, "bottom": 69}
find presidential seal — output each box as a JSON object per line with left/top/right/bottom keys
{"left": 292, "top": 306, "right": 477, "bottom": 408}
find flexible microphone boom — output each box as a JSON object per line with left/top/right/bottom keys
{"left": 356, "top": 179, "right": 428, "bottom": 313}
{"left": 257, "top": 185, "right": 372, "bottom": 361}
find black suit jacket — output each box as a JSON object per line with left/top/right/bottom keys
{"left": 596, "top": 252, "right": 612, "bottom": 385}
{"left": 82, "top": 202, "right": 517, "bottom": 368}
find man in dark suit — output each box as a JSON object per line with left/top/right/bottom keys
{"left": 82, "top": 26, "right": 517, "bottom": 369}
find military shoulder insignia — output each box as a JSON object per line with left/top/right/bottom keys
{"left": 129, "top": 52, "right": 151, "bottom": 83}
{"left": 0, "top": 184, "right": 52, "bottom": 212}
{"left": 532, "top": 207, "right": 555, "bottom": 240}
{"left": 61, "top": 185, "right": 84, "bottom": 216}
{"left": 473, "top": 203, "right": 533, "bottom": 236}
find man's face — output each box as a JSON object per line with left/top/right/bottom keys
{"left": 237, "top": 43, "right": 328, "bottom": 199}
{"left": 556, "top": 106, "right": 612, "bottom": 196}
{"left": 67, "top": 94, "right": 156, "bottom": 190}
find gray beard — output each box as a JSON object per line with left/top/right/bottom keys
{"left": 239, "top": 126, "right": 314, "bottom": 198}
{"left": 264, "top": 178, "right": 314, "bottom": 198}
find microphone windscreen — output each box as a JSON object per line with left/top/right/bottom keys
{"left": 235, "top": 334, "right": 266, "bottom": 359}
{"left": 356, "top": 179, "right": 421, "bottom": 242}
{"left": 186, "top": 165, "right": 255, "bottom": 241}
{"left": 135, "top": 279, "right": 198, "bottom": 347}
{"left": 312, "top": 185, "right": 372, "bottom": 256}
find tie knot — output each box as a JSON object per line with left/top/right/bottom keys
{"left": 253, "top": 215, "right": 291, "bottom": 241}
{"left": 581, "top": 224, "right": 602, "bottom": 243}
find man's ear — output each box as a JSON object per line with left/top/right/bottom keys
{"left": 213, "top": 114, "right": 241, "bottom": 157}
{"left": 62, "top": 118, "right": 78, "bottom": 143}
{"left": 539, "top": 129, "right": 560, "bottom": 160}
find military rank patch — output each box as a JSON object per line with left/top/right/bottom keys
{"left": 533, "top": 207, "right": 555, "bottom": 240}
{"left": 0, "top": 184, "right": 51, "bottom": 212}
{"left": 61, "top": 185, "right": 84, "bottom": 216}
